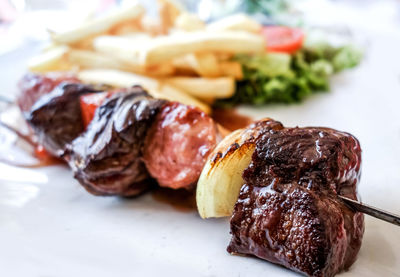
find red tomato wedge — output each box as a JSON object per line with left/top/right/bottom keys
{"left": 80, "top": 92, "right": 109, "bottom": 128}
{"left": 261, "top": 26, "right": 304, "bottom": 54}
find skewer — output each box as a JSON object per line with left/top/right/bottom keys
{"left": 0, "top": 121, "right": 36, "bottom": 147}
{"left": 0, "top": 95, "right": 13, "bottom": 104}
{"left": 339, "top": 195, "right": 400, "bottom": 226}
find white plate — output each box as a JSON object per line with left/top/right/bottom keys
{"left": 1, "top": 27, "right": 400, "bottom": 277}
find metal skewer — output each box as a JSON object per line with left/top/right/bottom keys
{"left": 0, "top": 95, "right": 13, "bottom": 104}
{"left": 339, "top": 195, "right": 400, "bottom": 226}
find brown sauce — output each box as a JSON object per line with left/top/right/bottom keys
{"left": 151, "top": 187, "right": 196, "bottom": 212}
{"left": 212, "top": 108, "right": 253, "bottom": 132}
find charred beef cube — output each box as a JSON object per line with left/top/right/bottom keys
{"left": 18, "top": 73, "right": 80, "bottom": 112}
{"left": 26, "top": 83, "right": 103, "bottom": 157}
{"left": 65, "top": 86, "right": 166, "bottom": 197}
{"left": 228, "top": 124, "right": 364, "bottom": 277}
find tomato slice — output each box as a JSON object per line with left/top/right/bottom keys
{"left": 261, "top": 26, "right": 304, "bottom": 54}
{"left": 80, "top": 92, "right": 109, "bottom": 128}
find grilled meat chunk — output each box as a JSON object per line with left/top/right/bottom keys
{"left": 228, "top": 121, "right": 364, "bottom": 277}
{"left": 143, "top": 102, "right": 218, "bottom": 190}
{"left": 18, "top": 73, "right": 79, "bottom": 112}
{"left": 26, "top": 83, "right": 102, "bottom": 157}
{"left": 65, "top": 86, "right": 166, "bottom": 196}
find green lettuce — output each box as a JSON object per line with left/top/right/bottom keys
{"left": 215, "top": 44, "right": 362, "bottom": 107}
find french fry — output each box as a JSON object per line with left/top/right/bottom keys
{"left": 35, "top": 5, "right": 264, "bottom": 112}
{"left": 172, "top": 53, "right": 223, "bottom": 77}
{"left": 163, "top": 77, "right": 235, "bottom": 99}
{"left": 145, "top": 63, "right": 176, "bottom": 77}
{"left": 141, "top": 16, "right": 164, "bottom": 36}
{"left": 93, "top": 35, "right": 146, "bottom": 65}
{"left": 206, "top": 13, "right": 261, "bottom": 33}
{"left": 69, "top": 36, "right": 98, "bottom": 50}
{"left": 93, "top": 36, "right": 176, "bottom": 76}
{"left": 77, "top": 69, "right": 210, "bottom": 113}
{"left": 28, "top": 45, "right": 71, "bottom": 72}
{"left": 171, "top": 55, "right": 197, "bottom": 75}
{"left": 219, "top": 61, "right": 243, "bottom": 80}
{"left": 52, "top": 3, "right": 145, "bottom": 45}
{"left": 109, "top": 18, "right": 143, "bottom": 36}
{"left": 67, "top": 49, "right": 131, "bottom": 70}
{"left": 215, "top": 52, "right": 234, "bottom": 61}
{"left": 158, "top": 0, "right": 184, "bottom": 32}
{"left": 138, "top": 31, "right": 264, "bottom": 65}
{"left": 94, "top": 31, "right": 264, "bottom": 66}
{"left": 187, "top": 53, "right": 220, "bottom": 77}
{"left": 174, "top": 13, "right": 205, "bottom": 31}
{"left": 172, "top": 53, "right": 221, "bottom": 77}
{"left": 108, "top": 5, "right": 144, "bottom": 35}
{"left": 78, "top": 69, "right": 159, "bottom": 90}
{"left": 158, "top": 84, "right": 211, "bottom": 113}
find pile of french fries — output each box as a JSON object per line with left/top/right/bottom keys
{"left": 28, "top": 0, "right": 265, "bottom": 113}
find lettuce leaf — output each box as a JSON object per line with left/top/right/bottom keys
{"left": 235, "top": 52, "right": 293, "bottom": 77}
{"left": 215, "top": 44, "right": 361, "bottom": 107}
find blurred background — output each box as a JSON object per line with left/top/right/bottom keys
{"left": 1, "top": 0, "right": 400, "bottom": 55}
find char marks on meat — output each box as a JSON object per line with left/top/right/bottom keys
{"left": 228, "top": 119, "right": 364, "bottom": 277}
{"left": 143, "top": 102, "right": 218, "bottom": 190}
{"left": 26, "top": 83, "right": 103, "bottom": 157}
{"left": 18, "top": 73, "right": 79, "bottom": 112}
{"left": 65, "top": 86, "right": 166, "bottom": 196}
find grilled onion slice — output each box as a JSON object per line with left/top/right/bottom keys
{"left": 196, "top": 119, "right": 273, "bottom": 218}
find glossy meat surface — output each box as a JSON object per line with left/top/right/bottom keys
{"left": 143, "top": 102, "right": 218, "bottom": 190}
{"left": 26, "top": 83, "right": 102, "bottom": 157}
{"left": 228, "top": 120, "right": 364, "bottom": 277}
{"left": 66, "top": 87, "right": 166, "bottom": 196}
{"left": 18, "top": 73, "right": 79, "bottom": 112}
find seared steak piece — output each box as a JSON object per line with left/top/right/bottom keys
{"left": 143, "top": 102, "right": 218, "bottom": 190}
{"left": 228, "top": 120, "right": 364, "bottom": 277}
{"left": 18, "top": 73, "right": 79, "bottom": 112}
{"left": 26, "top": 83, "right": 103, "bottom": 157}
{"left": 65, "top": 87, "right": 166, "bottom": 196}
